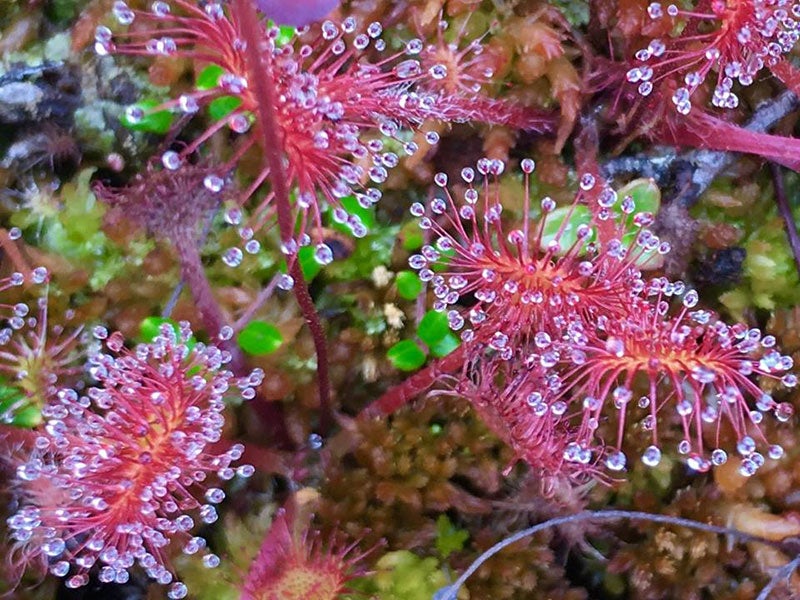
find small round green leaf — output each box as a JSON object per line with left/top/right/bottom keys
{"left": 396, "top": 270, "right": 423, "bottom": 300}
{"left": 400, "top": 221, "right": 424, "bottom": 251}
{"left": 387, "top": 340, "right": 426, "bottom": 371}
{"left": 276, "top": 24, "right": 296, "bottom": 45}
{"left": 617, "top": 178, "right": 661, "bottom": 221}
{"left": 120, "top": 99, "right": 173, "bottom": 134}
{"left": 237, "top": 321, "right": 284, "bottom": 355}
{"left": 196, "top": 65, "right": 224, "bottom": 90}
{"left": 428, "top": 332, "right": 460, "bottom": 358}
{"left": 417, "top": 310, "right": 450, "bottom": 346}
{"left": 208, "top": 96, "right": 243, "bottom": 121}
{"left": 140, "top": 316, "right": 179, "bottom": 342}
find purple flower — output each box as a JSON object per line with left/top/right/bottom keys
{"left": 256, "top": 0, "right": 338, "bottom": 26}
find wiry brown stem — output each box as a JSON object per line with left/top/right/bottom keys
{"left": 236, "top": 0, "right": 332, "bottom": 436}
{"left": 437, "top": 509, "right": 794, "bottom": 600}
{"left": 771, "top": 163, "right": 800, "bottom": 280}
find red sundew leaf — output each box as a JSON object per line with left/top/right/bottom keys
{"left": 241, "top": 498, "right": 363, "bottom": 600}
{"left": 770, "top": 60, "right": 800, "bottom": 99}
{"left": 254, "top": 0, "right": 339, "bottom": 26}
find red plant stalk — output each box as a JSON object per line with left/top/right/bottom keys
{"left": 360, "top": 346, "right": 466, "bottom": 418}
{"left": 173, "top": 236, "right": 227, "bottom": 342}
{"left": 657, "top": 110, "right": 800, "bottom": 171}
{"left": 235, "top": 0, "right": 332, "bottom": 436}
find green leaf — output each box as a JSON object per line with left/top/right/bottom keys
{"left": 297, "top": 246, "right": 323, "bottom": 281}
{"left": 400, "top": 220, "right": 424, "bottom": 251}
{"left": 539, "top": 203, "right": 595, "bottom": 255}
{"left": 435, "top": 514, "right": 469, "bottom": 559}
{"left": 396, "top": 270, "right": 423, "bottom": 300}
{"left": 197, "top": 65, "right": 224, "bottom": 90}
{"left": 140, "top": 317, "right": 180, "bottom": 342}
{"left": 276, "top": 24, "right": 296, "bottom": 45}
{"left": 617, "top": 178, "right": 661, "bottom": 223}
{"left": 120, "top": 99, "right": 173, "bottom": 134}
{"left": 237, "top": 321, "right": 284, "bottom": 355}
{"left": 417, "top": 310, "right": 450, "bottom": 346}
{"left": 428, "top": 332, "right": 460, "bottom": 358}
{"left": 208, "top": 96, "right": 243, "bottom": 121}
{"left": 387, "top": 340, "right": 426, "bottom": 371}
{"left": 329, "top": 195, "right": 376, "bottom": 235}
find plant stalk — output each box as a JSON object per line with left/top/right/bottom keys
{"left": 174, "top": 234, "right": 294, "bottom": 448}
{"left": 235, "top": 0, "right": 332, "bottom": 436}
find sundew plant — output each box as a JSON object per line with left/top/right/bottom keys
{"left": 3, "top": 0, "right": 800, "bottom": 599}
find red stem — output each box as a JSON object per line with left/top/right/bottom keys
{"left": 235, "top": 0, "right": 332, "bottom": 436}
{"left": 360, "top": 346, "right": 465, "bottom": 418}
{"left": 174, "top": 235, "right": 227, "bottom": 341}
{"left": 657, "top": 111, "right": 800, "bottom": 171}
{"left": 174, "top": 234, "right": 294, "bottom": 448}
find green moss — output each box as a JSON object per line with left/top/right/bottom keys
{"left": 693, "top": 177, "right": 800, "bottom": 318}
{"left": 11, "top": 168, "right": 152, "bottom": 290}
{"left": 348, "top": 550, "right": 459, "bottom": 600}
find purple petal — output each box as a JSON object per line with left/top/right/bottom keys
{"left": 256, "top": 0, "right": 339, "bottom": 26}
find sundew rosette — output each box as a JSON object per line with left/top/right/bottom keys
{"left": 100, "top": 1, "right": 551, "bottom": 264}
{"left": 6, "top": 323, "right": 260, "bottom": 598}
{"left": 406, "top": 158, "right": 665, "bottom": 365}
{"left": 629, "top": 0, "right": 800, "bottom": 113}
{"left": 551, "top": 279, "right": 796, "bottom": 476}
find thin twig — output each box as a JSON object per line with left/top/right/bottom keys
{"left": 236, "top": 0, "right": 332, "bottom": 435}
{"left": 771, "top": 162, "right": 800, "bottom": 279}
{"left": 233, "top": 274, "right": 280, "bottom": 332}
{"left": 755, "top": 553, "right": 800, "bottom": 600}
{"left": 434, "top": 509, "right": 790, "bottom": 600}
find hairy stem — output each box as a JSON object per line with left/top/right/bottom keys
{"left": 360, "top": 346, "right": 465, "bottom": 418}
{"left": 235, "top": 0, "right": 332, "bottom": 436}
{"left": 174, "top": 234, "right": 294, "bottom": 448}
{"left": 771, "top": 163, "right": 800, "bottom": 280}
{"left": 174, "top": 235, "right": 227, "bottom": 341}
{"left": 0, "top": 228, "right": 31, "bottom": 276}
{"left": 436, "top": 509, "right": 791, "bottom": 600}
